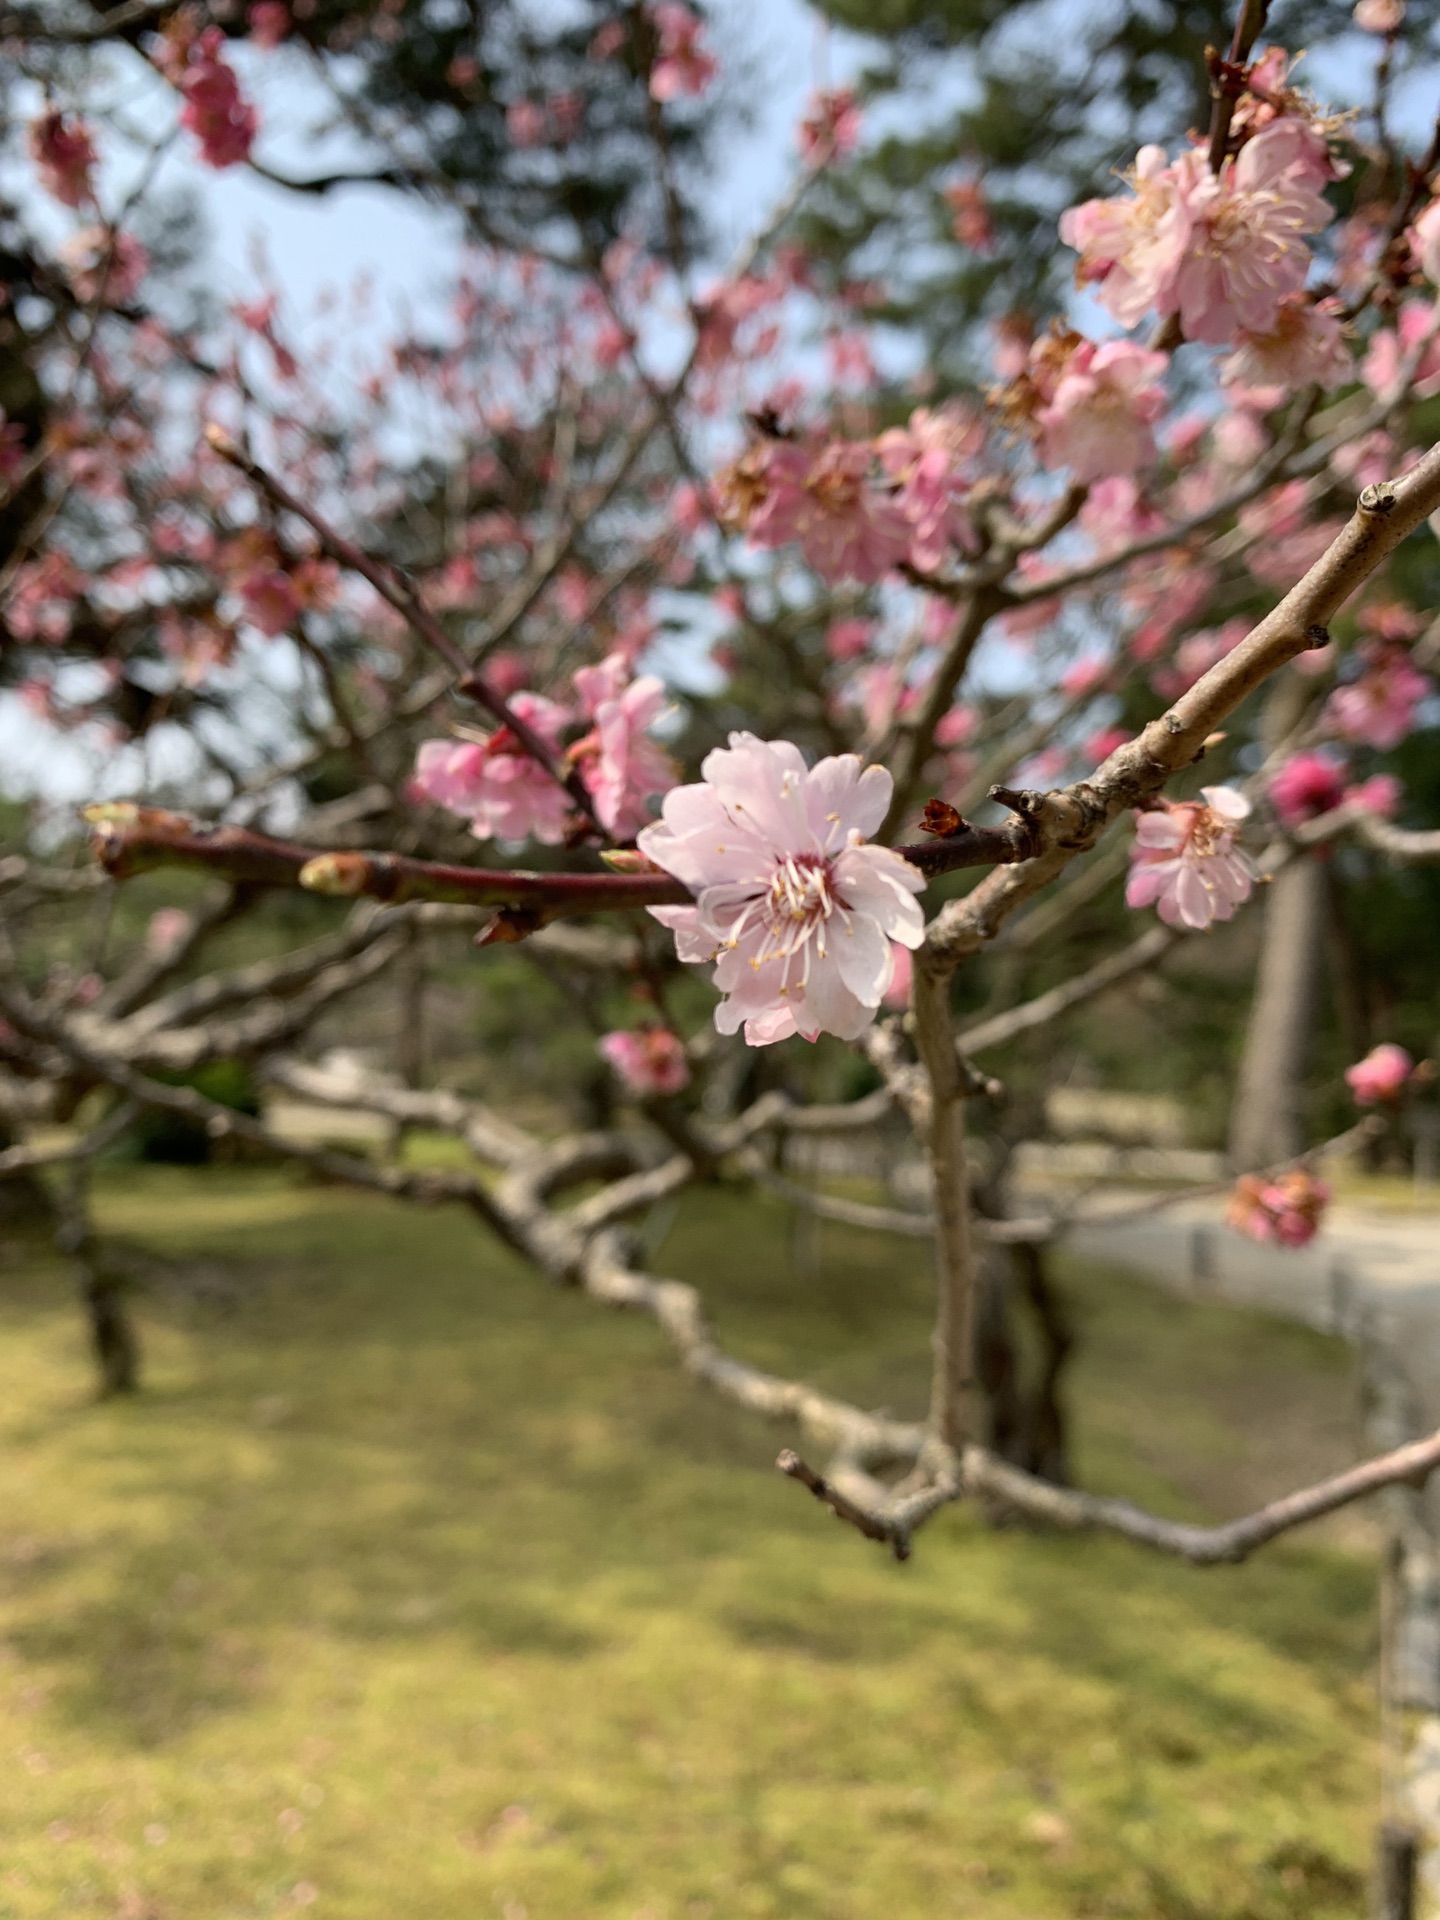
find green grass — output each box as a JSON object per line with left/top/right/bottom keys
{"left": 0, "top": 1168, "right": 1378, "bottom": 1919}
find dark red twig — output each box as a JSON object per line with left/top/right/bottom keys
{"left": 86, "top": 805, "right": 1045, "bottom": 925}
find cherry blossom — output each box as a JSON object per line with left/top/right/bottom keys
{"left": 1355, "top": 0, "right": 1404, "bottom": 29}
{"left": 648, "top": 5, "right": 716, "bottom": 103}
{"left": 1060, "top": 122, "right": 1333, "bottom": 345}
{"left": 411, "top": 695, "right": 573, "bottom": 846}
{"left": 874, "top": 406, "right": 981, "bottom": 571}
{"left": 1345, "top": 772, "right": 1403, "bottom": 816}
{"left": 177, "top": 31, "right": 259, "bottom": 169}
{"left": 599, "top": 1027, "right": 692, "bottom": 1095}
{"left": 1269, "top": 751, "right": 1345, "bottom": 827}
{"left": 743, "top": 440, "right": 913, "bottom": 584}
{"left": 1361, "top": 301, "right": 1440, "bottom": 401}
{"left": 1226, "top": 1169, "right": 1330, "bottom": 1247}
{"left": 145, "top": 908, "right": 194, "bottom": 958}
{"left": 1035, "top": 340, "right": 1168, "bottom": 481}
{"left": 637, "top": 736, "right": 925, "bottom": 1045}
{"left": 1412, "top": 199, "right": 1440, "bottom": 285}
{"left": 247, "top": 2, "right": 290, "bottom": 46}
{"left": 570, "top": 653, "right": 675, "bottom": 838}
{"left": 798, "top": 90, "right": 862, "bottom": 166}
{"left": 1220, "top": 296, "right": 1351, "bottom": 392}
{"left": 945, "top": 179, "right": 995, "bottom": 253}
{"left": 1125, "top": 787, "right": 1255, "bottom": 931}
{"left": 239, "top": 569, "right": 300, "bottom": 637}
{"left": 61, "top": 227, "right": 148, "bottom": 304}
{"left": 28, "top": 109, "right": 97, "bottom": 208}
{"left": 882, "top": 940, "right": 913, "bottom": 1010}
{"left": 1327, "top": 646, "right": 1430, "bottom": 749}
{"left": 1346, "top": 1042, "right": 1415, "bottom": 1105}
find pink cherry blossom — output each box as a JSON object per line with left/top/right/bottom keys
{"left": 945, "top": 179, "right": 995, "bottom": 253}
{"left": 1226, "top": 1169, "right": 1330, "bottom": 1247}
{"left": 411, "top": 694, "right": 573, "bottom": 846}
{"left": 29, "top": 109, "right": 97, "bottom": 208}
{"left": 874, "top": 405, "right": 981, "bottom": 571}
{"left": 1082, "top": 726, "right": 1130, "bottom": 766}
{"left": 798, "top": 89, "right": 862, "bottom": 166}
{"left": 6, "top": 551, "right": 83, "bottom": 643}
{"left": 506, "top": 100, "right": 546, "bottom": 147}
{"left": 61, "top": 227, "right": 148, "bottom": 304}
{"left": 1061, "top": 657, "right": 1110, "bottom": 699}
{"left": 145, "top": 908, "right": 194, "bottom": 958}
{"left": 825, "top": 618, "right": 874, "bottom": 662}
{"left": 648, "top": 4, "right": 716, "bottom": 103}
{"left": 1412, "top": 199, "right": 1440, "bottom": 284}
{"left": 1125, "top": 786, "right": 1255, "bottom": 931}
{"left": 239, "top": 569, "right": 300, "bottom": 637}
{"left": 1361, "top": 301, "right": 1440, "bottom": 400}
{"left": 1150, "top": 617, "right": 1248, "bottom": 699}
{"left": 746, "top": 440, "right": 913, "bottom": 584}
{"left": 1345, "top": 772, "right": 1403, "bottom": 816}
{"left": 882, "top": 939, "right": 913, "bottom": 1010}
{"left": 1269, "top": 751, "right": 1345, "bottom": 827}
{"left": 247, "top": 2, "right": 290, "bottom": 46}
{"left": 570, "top": 653, "right": 675, "bottom": 838}
{"left": 1326, "top": 646, "right": 1430, "bottom": 750}
{"left": 1060, "top": 123, "right": 1332, "bottom": 345}
{"left": 1221, "top": 295, "right": 1351, "bottom": 391}
{"left": 599, "top": 1027, "right": 692, "bottom": 1095}
{"left": 637, "top": 736, "right": 925, "bottom": 1046}
{"left": 178, "top": 31, "right": 258, "bottom": 169}
{"left": 1035, "top": 340, "right": 1168, "bottom": 481}
{"left": 1346, "top": 1042, "right": 1414, "bottom": 1106}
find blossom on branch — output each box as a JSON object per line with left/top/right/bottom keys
{"left": 599, "top": 1027, "right": 692, "bottom": 1095}
{"left": 648, "top": 4, "right": 716, "bottom": 102}
{"left": 571, "top": 653, "right": 676, "bottom": 838}
{"left": 798, "top": 90, "right": 862, "bottom": 166}
{"left": 737, "top": 439, "right": 913, "bottom": 584}
{"left": 1060, "top": 121, "right": 1333, "bottom": 346}
{"left": 175, "top": 30, "right": 259, "bottom": 169}
{"left": 1034, "top": 340, "right": 1168, "bottom": 481}
{"left": 1268, "top": 751, "right": 1346, "bottom": 826}
{"left": 28, "top": 110, "right": 97, "bottom": 208}
{"left": 1220, "top": 295, "right": 1352, "bottom": 392}
{"left": 637, "top": 736, "right": 925, "bottom": 1046}
{"left": 1125, "top": 786, "right": 1255, "bottom": 931}
{"left": 412, "top": 695, "right": 573, "bottom": 846}
{"left": 1326, "top": 645, "right": 1430, "bottom": 749}
{"left": 1226, "top": 1169, "right": 1330, "bottom": 1247}
{"left": 1345, "top": 1042, "right": 1415, "bottom": 1105}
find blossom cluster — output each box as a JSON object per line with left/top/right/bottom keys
{"left": 411, "top": 653, "right": 673, "bottom": 844}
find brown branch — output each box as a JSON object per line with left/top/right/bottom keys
{"left": 911, "top": 964, "right": 981, "bottom": 1450}
{"left": 84, "top": 805, "right": 1046, "bottom": 924}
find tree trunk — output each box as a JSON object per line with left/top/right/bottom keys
{"left": 975, "top": 1241, "right": 1073, "bottom": 1484}
{"left": 58, "top": 1165, "right": 140, "bottom": 1395}
{"left": 1228, "top": 852, "right": 1327, "bottom": 1171}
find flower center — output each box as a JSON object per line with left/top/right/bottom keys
{"left": 756, "top": 853, "right": 841, "bottom": 966}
